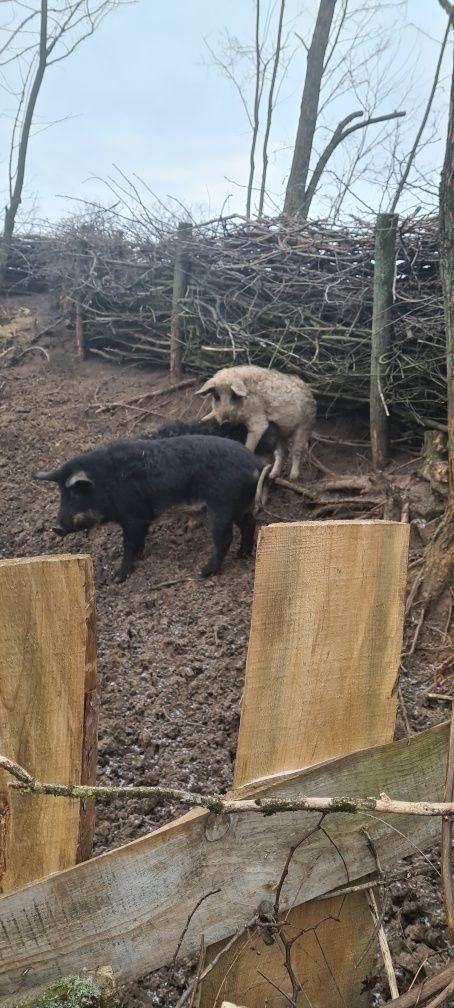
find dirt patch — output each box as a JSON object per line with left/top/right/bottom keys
{"left": 0, "top": 294, "right": 452, "bottom": 1007}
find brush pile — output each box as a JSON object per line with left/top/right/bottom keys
{"left": 6, "top": 213, "right": 446, "bottom": 428}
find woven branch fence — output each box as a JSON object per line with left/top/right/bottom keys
{"left": 4, "top": 213, "right": 447, "bottom": 430}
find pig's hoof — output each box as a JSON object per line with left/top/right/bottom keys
{"left": 114, "top": 568, "right": 129, "bottom": 583}
{"left": 199, "top": 563, "right": 217, "bottom": 578}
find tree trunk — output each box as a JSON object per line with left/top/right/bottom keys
{"left": 422, "top": 16, "right": 454, "bottom": 600}
{"left": 0, "top": 0, "right": 48, "bottom": 288}
{"left": 283, "top": 0, "right": 336, "bottom": 216}
{"left": 439, "top": 31, "right": 454, "bottom": 501}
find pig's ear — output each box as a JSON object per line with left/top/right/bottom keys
{"left": 194, "top": 379, "right": 216, "bottom": 397}
{"left": 33, "top": 468, "right": 63, "bottom": 482}
{"left": 230, "top": 378, "right": 247, "bottom": 398}
{"left": 65, "top": 470, "right": 94, "bottom": 490}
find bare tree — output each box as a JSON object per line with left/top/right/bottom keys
{"left": 0, "top": 0, "right": 130, "bottom": 282}
{"left": 258, "top": 0, "right": 285, "bottom": 216}
{"left": 283, "top": 0, "right": 336, "bottom": 216}
{"left": 283, "top": 0, "right": 409, "bottom": 217}
{"left": 205, "top": 1, "right": 295, "bottom": 218}
{"left": 211, "top": 2, "right": 439, "bottom": 220}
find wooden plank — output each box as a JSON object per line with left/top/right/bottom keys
{"left": 0, "top": 720, "right": 447, "bottom": 1004}
{"left": 201, "top": 519, "right": 409, "bottom": 1008}
{"left": 235, "top": 520, "right": 408, "bottom": 784}
{"left": 0, "top": 555, "right": 97, "bottom": 892}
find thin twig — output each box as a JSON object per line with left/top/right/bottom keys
{"left": 149, "top": 577, "right": 195, "bottom": 591}
{"left": 188, "top": 937, "right": 206, "bottom": 1008}
{"left": 274, "top": 815, "right": 326, "bottom": 915}
{"left": 172, "top": 890, "right": 220, "bottom": 972}
{"left": 367, "top": 888, "right": 399, "bottom": 999}
{"left": 398, "top": 684, "right": 413, "bottom": 737}
{"left": 408, "top": 604, "right": 427, "bottom": 655}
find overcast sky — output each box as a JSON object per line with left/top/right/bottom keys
{"left": 0, "top": 0, "right": 451, "bottom": 225}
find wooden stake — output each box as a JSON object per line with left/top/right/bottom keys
{"left": 75, "top": 303, "right": 87, "bottom": 360}
{"left": 170, "top": 221, "right": 192, "bottom": 379}
{"left": 370, "top": 212, "right": 397, "bottom": 469}
{"left": 200, "top": 519, "right": 409, "bottom": 1008}
{"left": 0, "top": 555, "right": 97, "bottom": 891}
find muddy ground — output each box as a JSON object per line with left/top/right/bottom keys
{"left": 0, "top": 295, "right": 452, "bottom": 1007}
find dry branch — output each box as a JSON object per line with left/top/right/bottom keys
{"left": 4, "top": 213, "right": 447, "bottom": 434}
{"left": 5, "top": 752, "right": 454, "bottom": 820}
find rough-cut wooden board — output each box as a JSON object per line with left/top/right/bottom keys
{"left": 0, "top": 555, "right": 97, "bottom": 892}
{"left": 235, "top": 521, "right": 408, "bottom": 784}
{"left": 201, "top": 520, "right": 409, "bottom": 1008}
{"left": 0, "top": 721, "right": 447, "bottom": 1005}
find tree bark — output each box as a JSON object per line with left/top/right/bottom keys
{"left": 439, "top": 25, "right": 454, "bottom": 501}
{"left": 0, "top": 0, "right": 48, "bottom": 286}
{"left": 422, "top": 7, "right": 454, "bottom": 600}
{"left": 258, "top": 0, "right": 286, "bottom": 216}
{"left": 283, "top": 0, "right": 336, "bottom": 216}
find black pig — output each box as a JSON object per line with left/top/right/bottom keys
{"left": 33, "top": 436, "right": 268, "bottom": 580}
{"left": 144, "top": 418, "right": 279, "bottom": 459}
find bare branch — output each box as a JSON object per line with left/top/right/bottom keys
{"left": 246, "top": 0, "right": 262, "bottom": 219}
{"left": 390, "top": 20, "right": 451, "bottom": 212}
{"left": 439, "top": 0, "right": 454, "bottom": 21}
{"left": 258, "top": 0, "right": 286, "bottom": 216}
{"left": 4, "top": 751, "right": 454, "bottom": 820}
{"left": 302, "top": 109, "right": 406, "bottom": 219}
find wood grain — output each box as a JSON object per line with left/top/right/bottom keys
{"left": 201, "top": 520, "right": 409, "bottom": 1007}
{"left": 0, "top": 555, "right": 97, "bottom": 892}
{"left": 0, "top": 719, "right": 446, "bottom": 1005}
{"left": 235, "top": 521, "right": 408, "bottom": 785}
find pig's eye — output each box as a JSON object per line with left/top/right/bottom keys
{"left": 230, "top": 391, "right": 242, "bottom": 403}
{"left": 212, "top": 390, "right": 220, "bottom": 402}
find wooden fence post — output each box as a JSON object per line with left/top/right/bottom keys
{"left": 200, "top": 519, "right": 409, "bottom": 1008}
{"left": 74, "top": 236, "right": 90, "bottom": 360}
{"left": 0, "top": 554, "right": 97, "bottom": 892}
{"left": 170, "top": 221, "right": 192, "bottom": 379}
{"left": 370, "top": 211, "right": 398, "bottom": 469}
{"left": 75, "top": 302, "right": 87, "bottom": 360}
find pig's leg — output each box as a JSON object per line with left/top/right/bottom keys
{"left": 289, "top": 425, "right": 309, "bottom": 481}
{"left": 116, "top": 519, "right": 150, "bottom": 581}
{"left": 236, "top": 511, "right": 256, "bottom": 558}
{"left": 200, "top": 511, "right": 233, "bottom": 577}
{"left": 269, "top": 436, "right": 288, "bottom": 479}
{"left": 245, "top": 417, "right": 269, "bottom": 453}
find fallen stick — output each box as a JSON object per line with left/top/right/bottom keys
{"left": 5, "top": 752, "right": 454, "bottom": 819}
{"left": 383, "top": 961, "right": 454, "bottom": 1007}
{"left": 92, "top": 378, "right": 197, "bottom": 412}
{"left": 367, "top": 888, "right": 399, "bottom": 1000}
